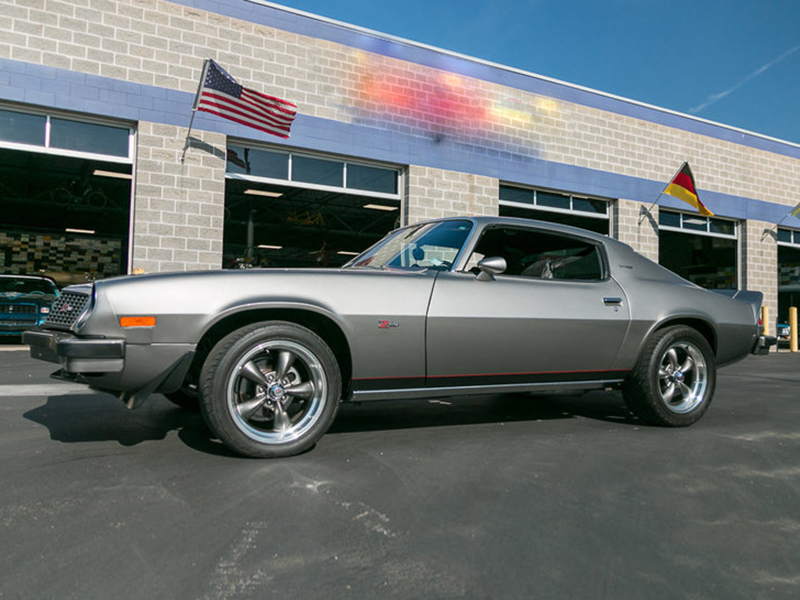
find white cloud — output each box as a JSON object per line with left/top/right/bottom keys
{"left": 689, "top": 44, "right": 800, "bottom": 114}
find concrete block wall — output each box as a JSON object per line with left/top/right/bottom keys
{"left": 132, "top": 122, "right": 225, "bottom": 272}
{"left": 614, "top": 199, "right": 659, "bottom": 262}
{"left": 405, "top": 167, "right": 497, "bottom": 225}
{"left": 741, "top": 220, "right": 779, "bottom": 332}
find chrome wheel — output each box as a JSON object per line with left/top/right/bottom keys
{"left": 200, "top": 321, "right": 342, "bottom": 457}
{"left": 622, "top": 325, "right": 716, "bottom": 427}
{"left": 226, "top": 340, "right": 327, "bottom": 444}
{"left": 657, "top": 341, "right": 709, "bottom": 414}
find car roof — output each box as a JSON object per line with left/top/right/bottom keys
{"left": 426, "top": 215, "right": 624, "bottom": 247}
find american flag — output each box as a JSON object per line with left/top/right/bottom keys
{"left": 194, "top": 59, "right": 297, "bottom": 139}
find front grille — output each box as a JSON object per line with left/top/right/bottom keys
{"left": 0, "top": 303, "right": 37, "bottom": 314}
{"left": 45, "top": 291, "right": 91, "bottom": 329}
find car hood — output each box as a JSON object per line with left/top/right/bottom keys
{"left": 0, "top": 291, "right": 58, "bottom": 303}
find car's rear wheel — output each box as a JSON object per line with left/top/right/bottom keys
{"left": 199, "top": 321, "right": 341, "bottom": 458}
{"left": 622, "top": 325, "right": 716, "bottom": 426}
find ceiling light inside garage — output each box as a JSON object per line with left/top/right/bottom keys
{"left": 337, "top": 251, "right": 360, "bottom": 256}
{"left": 363, "top": 203, "right": 398, "bottom": 211}
{"left": 65, "top": 228, "right": 95, "bottom": 234}
{"left": 257, "top": 244, "right": 283, "bottom": 250}
{"left": 245, "top": 189, "right": 283, "bottom": 198}
{"left": 92, "top": 169, "right": 132, "bottom": 179}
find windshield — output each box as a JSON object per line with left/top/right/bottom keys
{"left": 346, "top": 220, "right": 473, "bottom": 271}
{"left": 0, "top": 277, "right": 58, "bottom": 295}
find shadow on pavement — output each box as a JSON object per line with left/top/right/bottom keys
{"left": 330, "top": 390, "right": 636, "bottom": 434}
{"left": 22, "top": 394, "right": 237, "bottom": 457}
{"left": 22, "top": 389, "right": 636, "bottom": 455}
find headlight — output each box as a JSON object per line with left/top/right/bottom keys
{"left": 40, "top": 307, "right": 50, "bottom": 314}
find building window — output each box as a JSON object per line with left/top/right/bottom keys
{"left": 0, "top": 107, "right": 134, "bottom": 285}
{"left": 777, "top": 228, "right": 800, "bottom": 328}
{"left": 498, "top": 184, "right": 611, "bottom": 235}
{"left": 658, "top": 209, "right": 738, "bottom": 289}
{"left": 223, "top": 144, "right": 403, "bottom": 268}
{"left": 0, "top": 107, "right": 132, "bottom": 161}
{"left": 227, "top": 145, "right": 400, "bottom": 198}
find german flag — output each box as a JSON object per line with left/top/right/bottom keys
{"left": 664, "top": 162, "right": 713, "bottom": 216}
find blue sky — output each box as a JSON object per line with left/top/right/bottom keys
{"left": 271, "top": 0, "right": 800, "bottom": 146}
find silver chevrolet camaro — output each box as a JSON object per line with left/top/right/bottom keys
{"left": 25, "top": 217, "right": 774, "bottom": 457}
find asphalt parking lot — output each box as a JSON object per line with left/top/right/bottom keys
{"left": 2, "top": 343, "right": 800, "bottom": 600}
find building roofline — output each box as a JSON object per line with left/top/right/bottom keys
{"left": 247, "top": 0, "right": 800, "bottom": 153}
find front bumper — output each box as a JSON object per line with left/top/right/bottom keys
{"left": 24, "top": 329, "right": 125, "bottom": 372}
{"left": 24, "top": 329, "right": 195, "bottom": 409}
{"left": 752, "top": 334, "right": 777, "bottom": 355}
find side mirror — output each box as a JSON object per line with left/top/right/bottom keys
{"left": 475, "top": 256, "right": 506, "bottom": 281}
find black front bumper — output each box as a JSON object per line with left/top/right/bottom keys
{"left": 23, "top": 329, "right": 125, "bottom": 373}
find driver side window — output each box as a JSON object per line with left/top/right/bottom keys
{"left": 468, "top": 227, "right": 603, "bottom": 281}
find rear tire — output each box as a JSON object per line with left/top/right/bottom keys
{"left": 622, "top": 326, "right": 716, "bottom": 427}
{"left": 199, "top": 321, "right": 341, "bottom": 458}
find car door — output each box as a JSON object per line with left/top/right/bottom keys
{"left": 425, "top": 225, "right": 631, "bottom": 388}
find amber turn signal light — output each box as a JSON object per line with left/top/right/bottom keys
{"left": 120, "top": 316, "right": 156, "bottom": 328}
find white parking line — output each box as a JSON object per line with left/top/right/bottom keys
{"left": 0, "top": 384, "right": 103, "bottom": 397}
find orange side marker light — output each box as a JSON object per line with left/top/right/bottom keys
{"left": 120, "top": 316, "right": 156, "bottom": 328}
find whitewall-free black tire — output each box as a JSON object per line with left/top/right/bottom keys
{"left": 622, "top": 325, "right": 716, "bottom": 427}
{"left": 199, "top": 321, "right": 342, "bottom": 458}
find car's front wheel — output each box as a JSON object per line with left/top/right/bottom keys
{"left": 199, "top": 321, "right": 342, "bottom": 458}
{"left": 622, "top": 325, "right": 716, "bottom": 427}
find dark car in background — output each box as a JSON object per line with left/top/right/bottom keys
{"left": 0, "top": 274, "right": 60, "bottom": 337}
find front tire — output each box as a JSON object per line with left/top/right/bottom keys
{"left": 622, "top": 326, "right": 716, "bottom": 427}
{"left": 200, "top": 322, "right": 342, "bottom": 458}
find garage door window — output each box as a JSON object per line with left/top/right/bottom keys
{"left": 777, "top": 228, "right": 800, "bottom": 326}
{"left": 224, "top": 144, "right": 402, "bottom": 268}
{"left": 0, "top": 108, "right": 131, "bottom": 160}
{"left": 0, "top": 107, "right": 134, "bottom": 286}
{"left": 658, "top": 209, "right": 738, "bottom": 289}
{"left": 499, "top": 184, "right": 611, "bottom": 235}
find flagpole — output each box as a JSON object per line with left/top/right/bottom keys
{"left": 180, "top": 58, "right": 211, "bottom": 164}
{"left": 639, "top": 162, "right": 687, "bottom": 224}
{"left": 765, "top": 200, "right": 800, "bottom": 234}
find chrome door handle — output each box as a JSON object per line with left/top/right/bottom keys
{"left": 603, "top": 297, "right": 623, "bottom": 306}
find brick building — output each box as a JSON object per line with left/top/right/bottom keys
{"left": 2, "top": 0, "right": 800, "bottom": 328}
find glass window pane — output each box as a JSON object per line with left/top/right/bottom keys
{"left": 683, "top": 216, "right": 708, "bottom": 232}
{"left": 709, "top": 218, "right": 735, "bottom": 236}
{"left": 0, "top": 109, "right": 46, "bottom": 146}
{"left": 347, "top": 163, "right": 397, "bottom": 194}
{"left": 292, "top": 155, "right": 343, "bottom": 186}
{"left": 50, "top": 118, "right": 129, "bottom": 157}
{"left": 226, "top": 146, "right": 288, "bottom": 178}
{"left": 499, "top": 185, "right": 533, "bottom": 204}
{"left": 536, "top": 191, "right": 570, "bottom": 210}
{"left": 777, "top": 229, "right": 791, "bottom": 243}
{"left": 572, "top": 198, "right": 607, "bottom": 214}
{"left": 659, "top": 210, "right": 681, "bottom": 227}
